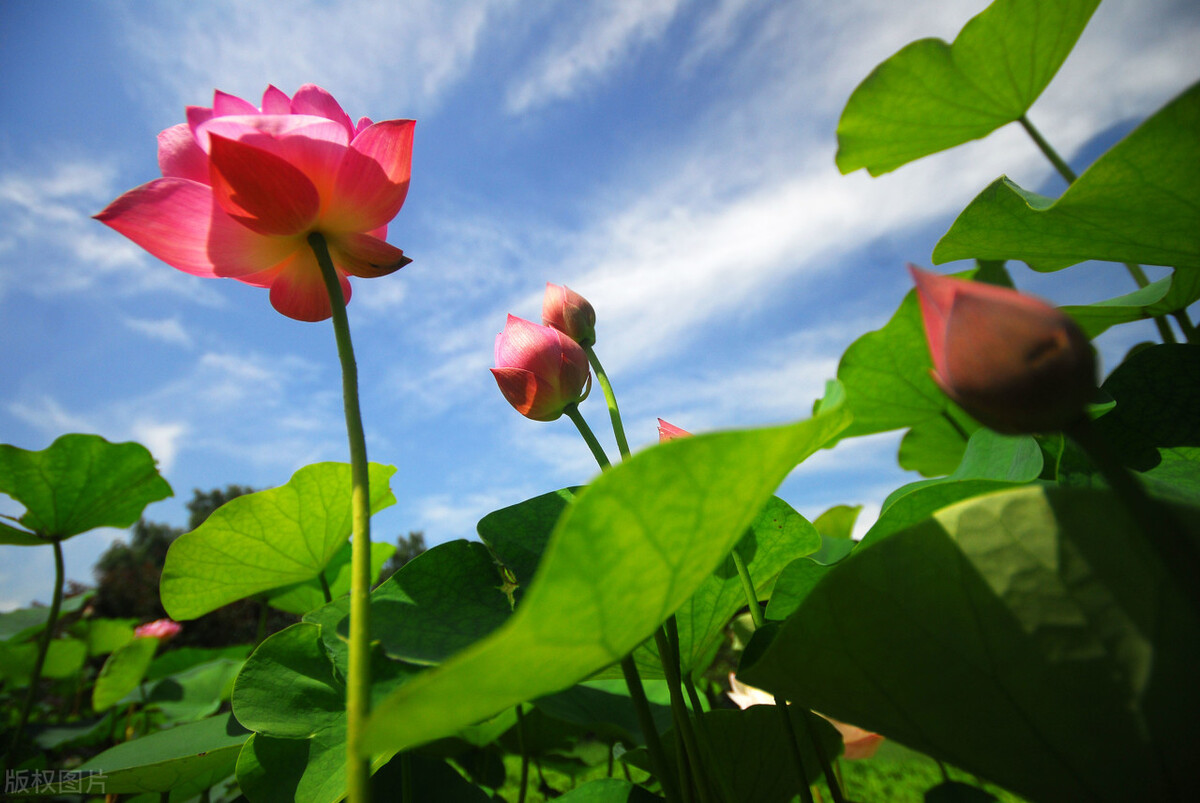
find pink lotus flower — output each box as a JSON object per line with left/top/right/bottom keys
{"left": 657, "top": 419, "right": 690, "bottom": 442}
{"left": 492, "top": 315, "right": 591, "bottom": 421}
{"left": 96, "top": 85, "right": 414, "bottom": 322}
{"left": 134, "top": 618, "right": 181, "bottom": 641}
{"left": 909, "top": 265, "right": 1095, "bottom": 434}
{"left": 542, "top": 283, "right": 597, "bottom": 347}
{"left": 727, "top": 674, "right": 883, "bottom": 760}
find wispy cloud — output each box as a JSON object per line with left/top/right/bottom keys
{"left": 115, "top": 0, "right": 513, "bottom": 123}
{"left": 122, "top": 316, "right": 194, "bottom": 348}
{"left": 506, "top": 0, "right": 685, "bottom": 113}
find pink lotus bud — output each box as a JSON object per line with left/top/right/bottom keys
{"left": 492, "top": 315, "right": 591, "bottom": 421}
{"left": 542, "top": 283, "right": 597, "bottom": 347}
{"left": 657, "top": 419, "right": 691, "bottom": 442}
{"left": 909, "top": 265, "right": 1095, "bottom": 434}
{"left": 134, "top": 618, "right": 181, "bottom": 641}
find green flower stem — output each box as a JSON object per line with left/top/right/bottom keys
{"left": 564, "top": 404, "right": 612, "bottom": 469}
{"left": 729, "top": 546, "right": 821, "bottom": 803}
{"left": 622, "top": 655, "right": 682, "bottom": 803}
{"left": 255, "top": 596, "right": 268, "bottom": 646}
{"left": 654, "top": 627, "right": 712, "bottom": 803}
{"left": 516, "top": 704, "right": 530, "bottom": 803}
{"left": 566, "top": 403, "right": 676, "bottom": 799}
{"left": 683, "top": 676, "right": 738, "bottom": 803}
{"left": 309, "top": 232, "right": 373, "bottom": 803}
{"left": 401, "top": 752, "right": 413, "bottom": 803}
{"left": 319, "top": 569, "right": 333, "bottom": 604}
{"left": 1018, "top": 115, "right": 1179, "bottom": 344}
{"left": 585, "top": 346, "right": 631, "bottom": 460}
{"left": 11, "top": 535, "right": 64, "bottom": 753}
{"left": 1066, "top": 417, "right": 1200, "bottom": 616}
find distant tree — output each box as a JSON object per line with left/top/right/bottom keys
{"left": 187, "top": 484, "right": 256, "bottom": 529}
{"left": 379, "top": 531, "right": 427, "bottom": 582}
{"left": 91, "top": 485, "right": 301, "bottom": 647}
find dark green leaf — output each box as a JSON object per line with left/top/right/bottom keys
{"left": 926, "top": 781, "right": 1000, "bottom": 802}
{"left": 0, "top": 434, "right": 171, "bottom": 541}
{"left": 934, "top": 82, "right": 1200, "bottom": 271}
{"left": 1063, "top": 271, "right": 1200, "bottom": 338}
{"left": 836, "top": 0, "right": 1099, "bottom": 175}
{"left": 554, "top": 778, "right": 661, "bottom": 803}
{"left": 0, "top": 592, "right": 92, "bottom": 642}
{"left": 740, "top": 486, "right": 1200, "bottom": 803}
{"left": 477, "top": 487, "right": 580, "bottom": 590}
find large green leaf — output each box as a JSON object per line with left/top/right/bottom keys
{"left": 33, "top": 713, "right": 250, "bottom": 796}
{"left": 740, "top": 485, "right": 1200, "bottom": 802}
{"left": 602, "top": 496, "right": 823, "bottom": 680}
{"left": 887, "top": 428, "right": 1043, "bottom": 506}
{"left": 366, "top": 539, "right": 513, "bottom": 665}
{"left": 160, "top": 462, "right": 396, "bottom": 619}
{"left": 0, "top": 434, "right": 171, "bottom": 541}
{"left": 267, "top": 540, "right": 395, "bottom": 615}
{"left": 836, "top": 0, "right": 1099, "bottom": 175}
{"left": 934, "top": 82, "right": 1200, "bottom": 271}
{"left": 93, "top": 636, "right": 158, "bottom": 710}
{"left": 361, "top": 386, "right": 851, "bottom": 755}
{"left": 477, "top": 487, "right": 580, "bottom": 594}
{"left": 534, "top": 680, "right": 675, "bottom": 748}
{"left": 1060, "top": 344, "right": 1200, "bottom": 504}
{"left": 232, "top": 622, "right": 411, "bottom": 803}
{"left": 0, "top": 592, "right": 92, "bottom": 642}
{"left": 143, "top": 658, "right": 243, "bottom": 723}
{"left": 1063, "top": 271, "right": 1200, "bottom": 338}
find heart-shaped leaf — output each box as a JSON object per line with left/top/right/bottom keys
{"left": 934, "top": 82, "right": 1200, "bottom": 271}
{"left": 837, "top": 0, "right": 1099, "bottom": 175}
{"left": 361, "top": 386, "right": 850, "bottom": 755}
{"left": 0, "top": 434, "right": 171, "bottom": 542}
{"left": 160, "top": 462, "right": 396, "bottom": 619}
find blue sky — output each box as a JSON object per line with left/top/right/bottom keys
{"left": 2, "top": 0, "right": 1198, "bottom": 610}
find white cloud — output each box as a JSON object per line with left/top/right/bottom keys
{"left": 122, "top": 316, "right": 194, "bottom": 348}
{"left": 130, "top": 421, "right": 189, "bottom": 472}
{"left": 506, "top": 0, "right": 685, "bottom": 114}
{"left": 116, "top": 0, "right": 514, "bottom": 124}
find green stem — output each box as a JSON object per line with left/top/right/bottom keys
{"left": 11, "top": 536, "right": 65, "bottom": 752}
{"left": 654, "top": 627, "right": 711, "bottom": 803}
{"left": 621, "top": 656, "right": 681, "bottom": 803}
{"left": 1066, "top": 417, "right": 1200, "bottom": 616}
{"left": 256, "top": 595, "right": 268, "bottom": 646}
{"left": 1018, "top": 116, "right": 1178, "bottom": 342}
{"left": 729, "top": 546, "right": 823, "bottom": 803}
{"left": 1173, "top": 309, "right": 1198, "bottom": 343}
{"left": 401, "top": 752, "right": 413, "bottom": 803}
{"left": 1018, "top": 115, "right": 1077, "bottom": 184}
{"left": 585, "top": 346, "right": 631, "bottom": 459}
{"left": 319, "top": 570, "right": 333, "bottom": 604}
{"left": 564, "top": 403, "right": 612, "bottom": 470}
{"left": 310, "top": 232, "right": 373, "bottom": 803}
{"left": 684, "top": 675, "right": 736, "bottom": 803}
{"left": 516, "top": 704, "right": 530, "bottom": 803}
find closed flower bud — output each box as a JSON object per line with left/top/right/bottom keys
{"left": 909, "top": 265, "right": 1096, "bottom": 434}
{"left": 492, "top": 315, "right": 591, "bottom": 421}
{"left": 134, "top": 618, "right": 182, "bottom": 641}
{"left": 542, "top": 283, "right": 597, "bottom": 347}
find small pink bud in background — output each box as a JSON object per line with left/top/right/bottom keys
{"left": 657, "top": 419, "right": 691, "bottom": 442}
{"left": 492, "top": 315, "right": 591, "bottom": 421}
{"left": 909, "top": 265, "right": 1096, "bottom": 434}
{"left": 134, "top": 618, "right": 181, "bottom": 641}
{"left": 542, "top": 283, "right": 597, "bottom": 347}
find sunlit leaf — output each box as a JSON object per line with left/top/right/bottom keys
{"left": 267, "top": 540, "right": 396, "bottom": 615}
{"left": 160, "top": 462, "right": 396, "bottom": 620}
{"left": 741, "top": 485, "right": 1200, "bottom": 802}
{"left": 837, "top": 0, "right": 1099, "bottom": 175}
{"left": 361, "top": 386, "right": 851, "bottom": 755}
{"left": 93, "top": 636, "right": 158, "bottom": 710}
{"left": 0, "top": 434, "right": 171, "bottom": 541}
{"left": 934, "top": 82, "right": 1200, "bottom": 270}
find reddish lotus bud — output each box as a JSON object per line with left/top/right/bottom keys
{"left": 134, "top": 618, "right": 181, "bottom": 641}
{"left": 657, "top": 419, "right": 691, "bottom": 442}
{"left": 909, "top": 265, "right": 1096, "bottom": 434}
{"left": 492, "top": 315, "right": 591, "bottom": 421}
{"left": 542, "top": 283, "right": 597, "bottom": 347}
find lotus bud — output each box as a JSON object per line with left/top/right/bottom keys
{"left": 909, "top": 265, "right": 1096, "bottom": 434}
{"left": 542, "top": 283, "right": 597, "bottom": 347}
{"left": 492, "top": 315, "right": 591, "bottom": 421}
